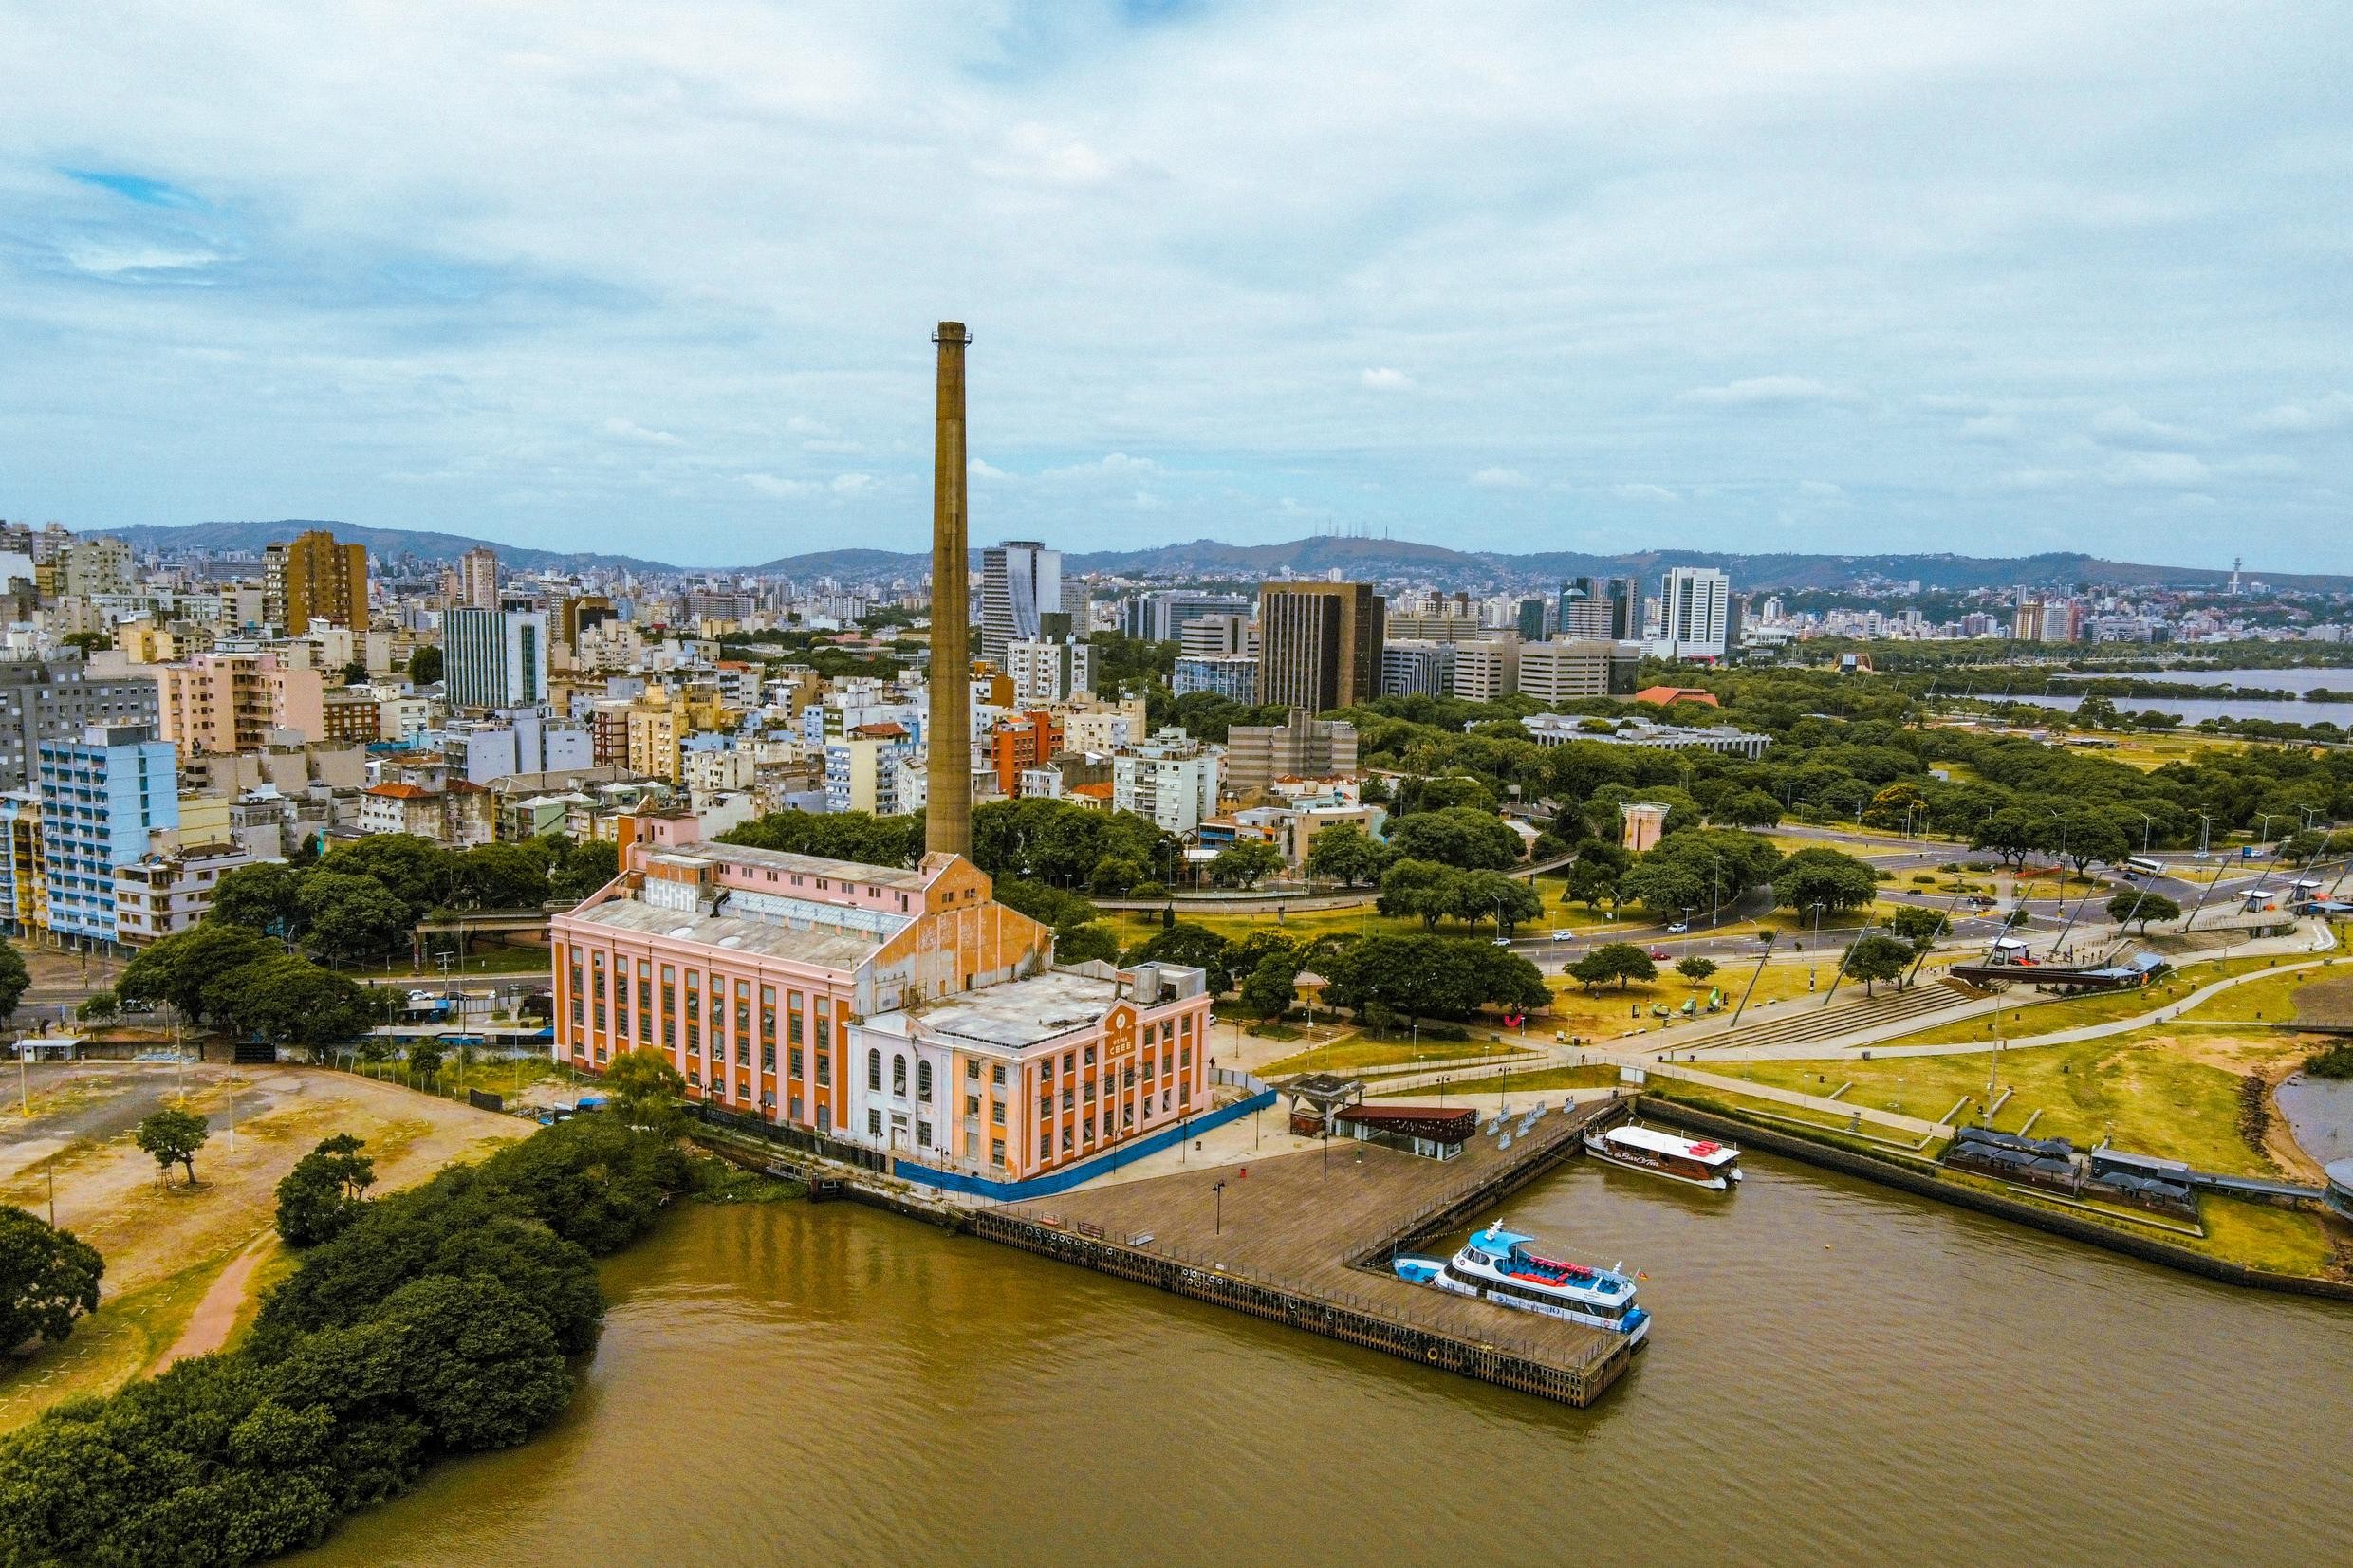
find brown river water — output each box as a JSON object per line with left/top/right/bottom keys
{"left": 294, "top": 1153, "right": 2353, "bottom": 1568}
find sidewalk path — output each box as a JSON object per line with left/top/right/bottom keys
{"left": 159, "top": 1229, "right": 275, "bottom": 1369}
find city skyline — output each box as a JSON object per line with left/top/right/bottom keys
{"left": 2, "top": 5, "right": 2347, "bottom": 568}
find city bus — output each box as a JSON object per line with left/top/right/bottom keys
{"left": 2122, "top": 856, "right": 2166, "bottom": 879}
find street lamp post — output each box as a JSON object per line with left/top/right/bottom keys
{"left": 1213, "top": 1178, "right": 1227, "bottom": 1233}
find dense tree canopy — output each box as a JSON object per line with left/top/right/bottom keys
{"left": 1770, "top": 846, "right": 1881, "bottom": 914}
{"left": 0, "top": 1206, "right": 103, "bottom": 1350}
{"left": 1321, "top": 935, "right": 1551, "bottom": 1021}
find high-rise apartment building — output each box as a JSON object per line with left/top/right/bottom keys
{"left": 0, "top": 656, "right": 163, "bottom": 790}
{"left": 1515, "top": 598, "right": 1552, "bottom": 642}
{"left": 264, "top": 530, "right": 369, "bottom": 634}
{"left": 1176, "top": 614, "right": 1255, "bottom": 659}
{"left": 1004, "top": 638, "right": 1094, "bottom": 708}
{"left": 37, "top": 724, "right": 178, "bottom": 947}
{"left": 979, "top": 541, "right": 1063, "bottom": 666}
{"left": 1656, "top": 567, "right": 1731, "bottom": 661}
{"left": 1171, "top": 655, "right": 1259, "bottom": 703}
{"left": 444, "top": 608, "right": 548, "bottom": 711}
{"left": 1383, "top": 608, "right": 1484, "bottom": 643}
{"left": 1111, "top": 730, "right": 1221, "bottom": 835}
{"left": 1257, "top": 582, "right": 1384, "bottom": 712}
{"left": 154, "top": 653, "right": 324, "bottom": 757}
{"left": 1225, "top": 710, "right": 1358, "bottom": 798}
{"left": 457, "top": 546, "right": 501, "bottom": 612}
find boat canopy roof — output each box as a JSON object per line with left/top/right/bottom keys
{"left": 1604, "top": 1124, "right": 1738, "bottom": 1165}
{"left": 1467, "top": 1225, "right": 1534, "bottom": 1258}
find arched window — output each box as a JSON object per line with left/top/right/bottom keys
{"left": 892, "top": 1055, "right": 908, "bottom": 1096}
{"left": 917, "top": 1061, "right": 933, "bottom": 1101}
{"left": 867, "top": 1049, "right": 881, "bottom": 1091}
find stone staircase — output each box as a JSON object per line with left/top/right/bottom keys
{"left": 1685, "top": 975, "right": 1982, "bottom": 1055}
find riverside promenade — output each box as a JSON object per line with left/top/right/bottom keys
{"left": 969, "top": 1095, "right": 1641, "bottom": 1406}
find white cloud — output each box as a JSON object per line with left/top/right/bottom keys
{"left": 1611, "top": 483, "right": 1678, "bottom": 503}
{"left": 5, "top": 3, "right": 2352, "bottom": 567}
{"left": 2246, "top": 392, "right": 2353, "bottom": 434}
{"left": 1677, "top": 376, "right": 1848, "bottom": 408}
{"left": 602, "top": 417, "right": 682, "bottom": 446}
{"left": 2089, "top": 406, "right": 2202, "bottom": 448}
{"left": 2102, "top": 452, "right": 2210, "bottom": 489}
{"left": 1471, "top": 467, "right": 1533, "bottom": 489}
{"left": 829, "top": 472, "right": 878, "bottom": 495}
{"left": 1797, "top": 480, "right": 1847, "bottom": 501}
{"left": 968, "top": 457, "right": 1009, "bottom": 479}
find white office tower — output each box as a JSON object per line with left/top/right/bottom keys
{"left": 1655, "top": 567, "right": 1730, "bottom": 661}
{"left": 980, "top": 541, "right": 1062, "bottom": 666}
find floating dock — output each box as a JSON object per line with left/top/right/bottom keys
{"left": 969, "top": 1095, "right": 1637, "bottom": 1407}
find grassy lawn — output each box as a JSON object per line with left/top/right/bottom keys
{"left": 2177, "top": 960, "right": 2353, "bottom": 1024}
{"left": 1445, "top": 1063, "right": 1621, "bottom": 1097}
{"left": 1873, "top": 955, "right": 2311, "bottom": 1047}
{"left": 1710, "top": 1028, "right": 2308, "bottom": 1175}
{"left": 0, "top": 1245, "right": 236, "bottom": 1436}
{"left": 1259, "top": 1036, "right": 1529, "bottom": 1077}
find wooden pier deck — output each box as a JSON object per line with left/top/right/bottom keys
{"left": 971, "top": 1095, "right": 1637, "bottom": 1406}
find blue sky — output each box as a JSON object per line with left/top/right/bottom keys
{"left": 2, "top": 1, "right": 2348, "bottom": 570}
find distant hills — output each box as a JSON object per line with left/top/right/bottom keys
{"left": 99, "top": 520, "right": 2349, "bottom": 593}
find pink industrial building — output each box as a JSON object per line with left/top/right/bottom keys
{"left": 550, "top": 812, "right": 1213, "bottom": 1183}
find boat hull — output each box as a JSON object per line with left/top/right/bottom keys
{"left": 1421, "top": 1264, "right": 1649, "bottom": 1344}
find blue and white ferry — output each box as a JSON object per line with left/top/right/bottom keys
{"left": 1394, "top": 1224, "right": 1649, "bottom": 1344}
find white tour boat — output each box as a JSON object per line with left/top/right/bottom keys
{"left": 1582, "top": 1122, "right": 1742, "bottom": 1190}
{"left": 1393, "top": 1224, "right": 1649, "bottom": 1343}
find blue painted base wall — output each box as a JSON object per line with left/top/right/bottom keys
{"left": 895, "top": 1090, "right": 1278, "bottom": 1201}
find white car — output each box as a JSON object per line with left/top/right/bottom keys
{"left": 1550, "top": 929, "right": 1577, "bottom": 942}
{"left": 1665, "top": 921, "right": 1689, "bottom": 934}
{"left": 1491, "top": 936, "right": 1512, "bottom": 947}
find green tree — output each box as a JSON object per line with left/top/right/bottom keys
{"left": 1843, "top": 933, "right": 1915, "bottom": 996}
{"left": 1617, "top": 856, "right": 1707, "bottom": 920}
{"left": 2056, "top": 813, "right": 2132, "bottom": 876}
{"left": 1208, "top": 840, "right": 1284, "bottom": 889}
{"left": 407, "top": 644, "right": 444, "bottom": 685}
{"left": 1886, "top": 905, "right": 1952, "bottom": 947}
{"left": 551, "top": 838, "right": 621, "bottom": 902}
{"left": 1323, "top": 934, "right": 1549, "bottom": 1021}
{"left": 406, "top": 1041, "right": 445, "bottom": 1083}
{"left": 1377, "top": 858, "right": 1460, "bottom": 931}
{"left": 298, "top": 873, "right": 414, "bottom": 965}
{"left": 203, "top": 956, "right": 381, "bottom": 1054}
{"left": 2106, "top": 889, "right": 2180, "bottom": 933}
{"left": 602, "top": 1047, "right": 686, "bottom": 1129}
{"left": 1237, "top": 953, "right": 1298, "bottom": 1019}
{"left": 1971, "top": 807, "right": 2043, "bottom": 871}
{"left": 1120, "top": 923, "right": 1235, "bottom": 993}
{"left": 1861, "top": 782, "right": 1928, "bottom": 833}
{"left": 136, "top": 1107, "right": 210, "bottom": 1187}
{"left": 1676, "top": 956, "right": 1719, "bottom": 987}
{"left": 0, "top": 1205, "right": 104, "bottom": 1349}
{"left": 1573, "top": 941, "right": 1658, "bottom": 990}
{"left": 1053, "top": 922, "right": 1121, "bottom": 965}
{"left": 118, "top": 922, "right": 282, "bottom": 1023}
{"left": 210, "top": 861, "right": 311, "bottom": 939}
{"left": 1304, "top": 822, "right": 1393, "bottom": 888}
{"left": 1454, "top": 869, "right": 1543, "bottom": 935}
{"left": 453, "top": 843, "right": 552, "bottom": 910}
{"left": 1771, "top": 846, "right": 1881, "bottom": 914}
{"left": 1386, "top": 806, "right": 1522, "bottom": 870}
{"left": 274, "top": 1134, "right": 377, "bottom": 1246}
{"left": 1714, "top": 788, "right": 1784, "bottom": 828}
{"left": 1087, "top": 856, "right": 1146, "bottom": 896}
{"left": 0, "top": 941, "right": 25, "bottom": 1022}
{"left": 75, "top": 989, "right": 120, "bottom": 1024}
{"left": 316, "top": 835, "right": 456, "bottom": 920}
